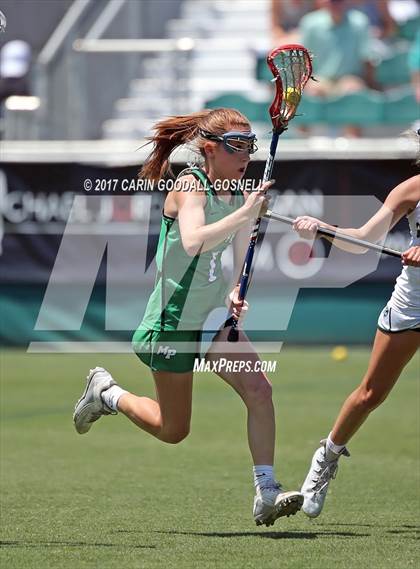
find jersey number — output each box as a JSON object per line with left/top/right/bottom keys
{"left": 208, "top": 251, "right": 220, "bottom": 282}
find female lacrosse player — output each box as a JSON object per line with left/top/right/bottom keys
{"left": 73, "top": 108, "right": 303, "bottom": 526}
{"left": 293, "top": 168, "right": 420, "bottom": 518}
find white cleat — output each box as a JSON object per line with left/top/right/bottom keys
{"left": 253, "top": 483, "right": 304, "bottom": 527}
{"left": 301, "top": 440, "right": 350, "bottom": 518}
{"left": 73, "top": 367, "right": 117, "bottom": 434}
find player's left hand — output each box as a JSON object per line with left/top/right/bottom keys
{"left": 227, "top": 286, "right": 249, "bottom": 319}
{"left": 402, "top": 245, "right": 420, "bottom": 267}
{"left": 293, "top": 216, "right": 320, "bottom": 239}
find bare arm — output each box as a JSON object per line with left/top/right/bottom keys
{"left": 294, "top": 175, "right": 420, "bottom": 254}
{"left": 358, "top": 175, "right": 420, "bottom": 240}
{"left": 176, "top": 176, "right": 272, "bottom": 257}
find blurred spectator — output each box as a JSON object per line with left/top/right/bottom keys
{"left": 299, "top": 0, "right": 378, "bottom": 136}
{"left": 408, "top": 29, "right": 420, "bottom": 103}
{"left": 271, "top": 0, "right": 315, "bottom": 44}
{"left": 349, "top": 1, "right": 396, "bottom": 39}
{"left": 0, "top": 40, "right": 31, "bottom": 104}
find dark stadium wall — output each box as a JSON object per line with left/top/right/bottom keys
{"left": 0, "top": 158, "right": 416, "bottom": 347}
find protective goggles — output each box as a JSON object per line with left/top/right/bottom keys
{"left": 199, "top": 129, "right": 258, "bottom": 154}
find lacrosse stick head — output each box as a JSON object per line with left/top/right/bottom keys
{"left": 267, "top": 44, "right": 312, "bottom": 133}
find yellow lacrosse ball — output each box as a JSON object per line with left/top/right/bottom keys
{"left": 331, "top": 346, "right": 348, "bottom": 362}
{"left": 284, "top": 87, "right": 300, "bottom": 107}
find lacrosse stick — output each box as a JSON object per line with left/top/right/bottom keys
{"left": 226, "top": 44, "right": 313, "bottom": 342}
{"left": 264, "top": 210, "right": 402, "bottom": 258}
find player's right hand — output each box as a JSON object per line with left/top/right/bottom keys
{"left": 293, "top": 216, "right": 321, "bottom": 239}
{"left": 243, "top": 179, "right": 274, "bottom": 219}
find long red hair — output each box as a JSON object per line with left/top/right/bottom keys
{"left": 139, "top": 108, "right": 250, "bottom": 181}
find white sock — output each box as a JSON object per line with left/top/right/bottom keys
{"left": 253, "top": 465, "right": 275, "bottom": 490}
{"left": 325, "top": 433, "right": 346, "bottom": 461}
{"left": 101, "top": 385, "right": 128, "bottom": 412}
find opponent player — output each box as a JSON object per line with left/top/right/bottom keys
{"left": 73, "top": 108, "right": 303, "bottom": 526}
{"left": 293, "top": 168, "right": 420, "bottom": 517}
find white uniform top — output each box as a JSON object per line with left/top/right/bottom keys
{"left": 389, "top": 201, "right": 420, "bottom": 318}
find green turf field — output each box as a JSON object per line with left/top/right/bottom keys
{"left": 1, "top": 348, "right": 419, "bottom": 569}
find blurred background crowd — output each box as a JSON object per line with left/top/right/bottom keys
{"left": 0, "top": 0, "right": 419, "bottom": 141}
{"left": 270, "top": 0, "right": 420, "bottom": 136}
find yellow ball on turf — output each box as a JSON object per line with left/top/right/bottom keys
{"left": 284, "top": 87, "right": 300, "bottom": 107}
{"left": 331, "top": 346, "right": 348, "bottom": 362}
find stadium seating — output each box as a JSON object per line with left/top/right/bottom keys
{"left": 325, "top": 91, "right": 385, "bottom": 126}
{"left": 206, "top": 87, "right": 419, "bottom": 131}
{"left": 255, "top": 55, "right": 273, "bottom": 84}
{"left": 293, "top": 96, "right": 326, "bottom": 126}
{"left": 252, "top": 27, "right": 417, "bottom": 133}
{"left": 383, "top": 87, "right": 419, "bottom": 125}
{"left": 103, "top": 0, "right": 271, "bottom": 138}
{"left": 376, "top": 49, "right": 411, "bottom": 87}
{"left": 205, "top": 92, "right": 269, "bottom": 123}
{"left": 257, "top": 46, "right": 413, "bottom": 89}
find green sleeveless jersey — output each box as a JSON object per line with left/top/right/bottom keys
{"left": 140, "top": 169, "right": 245, "bottom": 331}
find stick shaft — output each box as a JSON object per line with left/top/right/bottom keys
{"left": 226, "top": 132, "right": 281, "bottom": 341}
{"left": 265, "top": 210, "right": 402, "bottom": 258}
{"left": 238, "top": 132, "right": 280, "bottom": 299}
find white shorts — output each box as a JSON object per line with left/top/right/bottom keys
{"left": 377, "top": 303, "right": 420, "bottom": 334}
